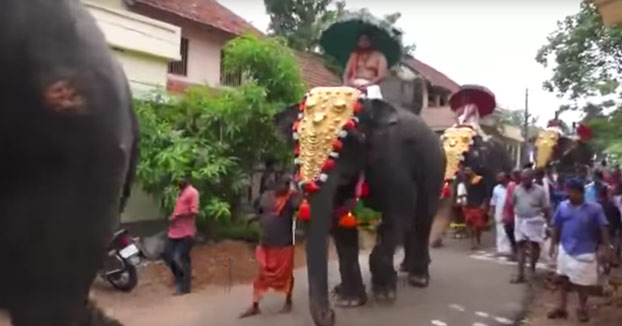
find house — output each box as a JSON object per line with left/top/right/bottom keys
{"left": 83, "top": 0, "right": 182, "bottom": 225}
{"left": 592, "top": 0, "right": 622, "bottom": 25}
{"left": 83, "top": 0, "right": 181, "bottom": 97}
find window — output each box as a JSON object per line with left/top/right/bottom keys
{"left": 220, "top": 49, "right": 242, "bottom": 86}
{"left": 168, "top": 37, "right": 189, "bottom": 76}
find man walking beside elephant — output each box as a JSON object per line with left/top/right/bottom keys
{"left": 511, "top": 169, "right": 550, "bottom": 283}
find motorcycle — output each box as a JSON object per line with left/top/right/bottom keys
{"left": 100, "top": 229, "right": 141, "bottom": 292}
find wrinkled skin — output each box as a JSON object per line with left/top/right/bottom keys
{"left": 275, "top": 97, "right": 445, "bottom": 326}
{"left": 534, "top": 130, "right": 593, "bottom": 180}
{"left": 0, "top": 1, "right": 138, "bottom": 325}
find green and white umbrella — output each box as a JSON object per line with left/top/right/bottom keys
{"left": 319, "top": 9, "right": 403, "bottom": 69}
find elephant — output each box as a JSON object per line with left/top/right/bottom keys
{"left": 534, "top": 127, "right": 593, "bottom": 180}
{"left": 430, "top": 126, "right": 514, "bottom": 245}
{"left": 0, "top": 1, "right": 139, "bottom": 325}
{"left": 274, "top": 87, "right": 445, "bottom": 326}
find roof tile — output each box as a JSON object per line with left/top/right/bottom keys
{"left": 294, "top": 51, "right": 341, "bottom": 89}
{"left": 131, "top": 0, "right": 262, "bottom": 36}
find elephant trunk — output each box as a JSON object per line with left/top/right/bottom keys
{"left": 306, "top": 169, "right": 340, "bottom": 326}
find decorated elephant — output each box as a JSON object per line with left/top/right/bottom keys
{"left": 274, "top": 86, "right": 445, "bottom": 326}
{"left": 534, "top": 121, "right": 593, "bottom": 180}
{"left": 430, "top": 86, "right": 513, "bottom": 246}
{"left": 0, "top": 1, "right": 138, "bottom": 325}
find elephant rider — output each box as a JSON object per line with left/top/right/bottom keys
{"left": 343, "top": 31, "right": 388, "bottom": 99}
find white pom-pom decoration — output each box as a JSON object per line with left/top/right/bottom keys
{"left": 292, "top": 132, "right": 299, "bottom": 140}
{"left": 294, "top": 157, "right": 301, "bottom": 165}
{"left": 298, "top": 113, "right": 303, "bottom": 120}
{"left": 329, "top": 152, "right": 339, "bottom": 158}
{"left": 319, "top": 173, "right": 328, "bottom": 182}
{"left": 338, "top": 130, "right": 348, "bottom": 138}
{"left": 352, "top": 117, "right": 359, "bottom": 123}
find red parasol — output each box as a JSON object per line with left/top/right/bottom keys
{"left": 449, "top": 85, "right": 497, "bottom": 117}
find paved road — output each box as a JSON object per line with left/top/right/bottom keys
{"left": 0, "top": 238, "right": 531, "bottom": 326}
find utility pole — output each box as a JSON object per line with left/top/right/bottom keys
{"left": 522, "top": 88, "right": 529, "bottom": 166}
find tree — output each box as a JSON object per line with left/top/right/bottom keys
{"left": 264, "top": 0, "right": 345, "bottom": 52}
{"left": 537, "top": 1, "right": 622, "bottom": 158}
{"left": 135, "top": 35, "right": 304, "bottom": 233}
{"left": 536, "top": 1, "right": 622, "bottom": 101}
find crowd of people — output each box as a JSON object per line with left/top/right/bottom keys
{"left": 459, "top": 161, "right": 622, "bottom": 323}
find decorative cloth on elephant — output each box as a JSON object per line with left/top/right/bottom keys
{"left": 293, "top": 87, "right": 364, "bottom": 226}
{"left": 441, "top": 126, "right": 477, "bottom": 181}
{"left": 351, "top": 78, "right": 383, "bottom": 99}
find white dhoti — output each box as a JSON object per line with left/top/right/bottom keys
{"left": 556, "top": 245, "right": 598, "bottom": 286}
{"left": 352, "top": 78, "right": 383, "bottom": 99}
{"left": 495, "top": 221, "right": 512, "bottom": 255}
{"left": 514, "top": 215, "right": 546, "bottom": 243}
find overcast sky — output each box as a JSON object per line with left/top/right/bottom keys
{"left": 221, "top": 0, "right": 583, "bottom": 125}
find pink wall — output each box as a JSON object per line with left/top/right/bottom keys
{"left": 132, "top": 6, "right": 234, "bottom": 86}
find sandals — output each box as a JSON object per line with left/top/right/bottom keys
{"left": 547, "top": 308, "right": 568, "bottom": 319}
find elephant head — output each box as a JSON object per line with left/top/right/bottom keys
{"left": 274, "top": 87, "right": 398, "bottom": 326}
{"left": 534, "top": 128, "right": 593, "bottom": 177}
{"left": 440, "top": 126, "right": 513, "bottom": 197}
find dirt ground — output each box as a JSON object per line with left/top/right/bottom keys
{"left": 90, "top": 238, "right": 343, "bottom": 309}
{"left": 525, "top": 271, "right": 622, "bottom": 326}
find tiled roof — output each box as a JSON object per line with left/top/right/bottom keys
{"left": 420, "top": 106, "right": 456, "bottom": 131}
{"left": 294, "top": 51, "right": 341, "bottom": 89}
{"left": 130, "top": 0, "right": 262, "bottom": 36}
{"left": 405, "top": 58, "right": 460, "bottom": 93}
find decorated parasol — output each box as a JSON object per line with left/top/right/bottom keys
{"left": 449, "top": 84, "right": 497, "bottom": 117}
{"left": 319, "top": 9, "right": 403, "bottom": 69}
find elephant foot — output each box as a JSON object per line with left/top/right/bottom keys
{"left": 310, "top": 306, "right": 335, "bottom": 326}
{"left": 372, "top": 283, "right": 396, "bottom": 303}
{"left": 407, "top": 273, "right": 430, "bottom": 288}
{"left": 332, "top": 284, "right": 367, "bottom": 308}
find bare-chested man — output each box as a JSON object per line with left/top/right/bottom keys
{"left": 343, "top": 32, "right": 388, "bottom": 99}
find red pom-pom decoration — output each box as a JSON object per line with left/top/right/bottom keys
{"left": 441, "top": 182, "right": 452, "bottom": 199}
{"left": 332, "top": 139, "right": 343, "bottom": 151}
{"left": 292, "top": 121, "right": 300, "bottom": 132}
{"left": 299, "top": 101, "right": 306, "bottom": 111}
{"left": 344, "top": 120, "right": 356, "bottom": 130}
{"left": 294, "top": 143, "right": 300, "bottom": 155}
{"left": 576, "top": 123, "right": 593, "bottom": 142}
{"left": 298, "top": 199, "right": 311, "bottom": 221}
{"left": 353, "top": 101, "right": 363, "bottom": 113}
{"left": 338, "top": 212, "right": 358, "bottom": 228}
{"left": 305, "top": 182, "right": 321, "bottom": 193}
{"left": 359, "top": 181, "right": 369, "bottom": 198}
{"left": 323, "top": 159, "right": 336, "bottom": 171}
{"left": 294, "top": 173, "right": 301, "bottom": 182}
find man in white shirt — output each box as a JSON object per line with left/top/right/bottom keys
{"left": 490, "top": 172, "right": 512, "bottom": 255}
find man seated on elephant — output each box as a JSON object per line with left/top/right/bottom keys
{"left": 461, "top": 166, "right": 488, "bottom": 250}
{"left": 343, "top": 31, "right": 388, "bottom": 99}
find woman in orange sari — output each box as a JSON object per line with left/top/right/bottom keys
{"left": 240, "top": 175, "right": 300, "bottom": 318}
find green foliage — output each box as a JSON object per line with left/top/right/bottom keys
{"left": 352, "top": 200, "right": 381, "bottom": 224}
{"left": 536, "top": 1, "right": 622, "bottom": 100}
{"left": 135, "top": 35, "right": 304, "bottom": 232}
{"left": 214, "top": 221, "right": 261, "bottom": 242}
{"left": 264, "top": 0, "right": 346, "bottom": 52}
{"left": 586, "top": 108, "right": 622, "bottom": 158}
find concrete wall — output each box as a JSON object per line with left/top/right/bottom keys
{"left": 84, "top": 0, "right": 181, "bottom": 94}
{"left": 83, "top": 0, "right": 180, "bottom": 224}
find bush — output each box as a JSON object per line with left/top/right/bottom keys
{"left": 214, "top": 221, "right": 261, "bottom": 242}
{"left": 135, "top": 34, "right": 305, "bottom": 233}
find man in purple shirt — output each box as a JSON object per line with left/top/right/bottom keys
{"left": 548, "top": 178, "right": 612, "bottom": 323}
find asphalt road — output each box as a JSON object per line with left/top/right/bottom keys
{"left": 0, "top": 238, "right": 530, "bottom": 326}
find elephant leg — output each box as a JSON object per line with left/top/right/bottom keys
{"left": 332, "top": 227, "right": 366, "bottom": 308}
{"left": 369, "top": 221, "right": 397, "bottom": 302}
{"left": 407, "top": 199, "right": 435, "bottom": 288}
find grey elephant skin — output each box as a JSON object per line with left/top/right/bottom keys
{"left": 275, "top": 97, "right": 445, "bottom": 326}
{"left": 0, "top": 1, "right": 139, "bottom": 325}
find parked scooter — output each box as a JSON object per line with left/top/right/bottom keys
{"left": 100, "top": 229, "right": 141, "bottom": 292}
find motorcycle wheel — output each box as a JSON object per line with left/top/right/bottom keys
{"left": 105, "top": 263, "right": 138, "bottom": 292}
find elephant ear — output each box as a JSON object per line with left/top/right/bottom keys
{"left": 273, "top": 104, "right": 299, "bottom": 140}
{"left": 359, "top": 99, "right": 399, "bottom": 130}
